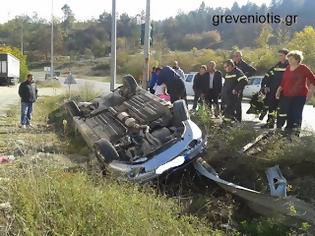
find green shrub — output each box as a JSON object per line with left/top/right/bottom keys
{"left": 92, "top": 63, "right": 110, "bottom": 71}
{"left": 122, "top": 54, "right": 144, "bottom": 81}
{"left": 239, "top": 218, "right": 288, "bottom": 236}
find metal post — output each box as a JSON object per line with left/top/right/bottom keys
{"left": 110, "top": 0, "right": 117, "bottom": 91}
{"left": 20, "top": 19, "right": 24, "bottom": 54}
{"left": 50, "top": 0, "right": 54, "bottom": 79}
{"left": 143, "top": 0, "right": 151, "bottom": 89}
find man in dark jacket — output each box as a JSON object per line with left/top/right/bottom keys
{"left": 205, "top": 61, "right": 222, "bottom": 116}
{"left": 157, "top": 66, "right": 187, "bottom": 104}
{"left": 18, "top": 74, "right": 38, "bottom": 128}
{"left": 233, "top": 51, "right": 256, "bottom": 77}
{"left": 222, "top": 60, "right": 248, "bottom": 121}
{"left": 192, "top": 65, "right": 207, "bottom": 110}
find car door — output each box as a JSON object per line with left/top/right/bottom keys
{"left": 243, "top": 76, "right": 262, "bottom": 98}
{"left": 251, "top": 77, "right": 262, "bottom": 95}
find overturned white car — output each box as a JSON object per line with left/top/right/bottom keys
{"left": 66, "top": 75, "right": 206, "bottom": 183}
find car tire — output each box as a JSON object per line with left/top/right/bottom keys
{"left": 94, "top": 139, "right": 119, "bottom": 165}
{"left": 173, "top": 100, "right": 189, "bottom": 124}
{"left": 123, "top": 75, "right": 138, "bottom": 95}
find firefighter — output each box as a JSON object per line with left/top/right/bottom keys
{"left": 222, "top": 59, "right": 248, "bottom": 122}
{"left": 260, "top": 48, "right": 289, "bottom": 129}
{"left": 233, "top": 50, "right": 256, "bottom": 77}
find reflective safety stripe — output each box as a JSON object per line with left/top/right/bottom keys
{"left": 270, "top": 71, "right": 274, "bottom": 75}
{"left": 273, "top": 67, "right": 286, "bottom": 72}
{"left": 237, "top": 76, "right": 247, "bottom": 81}
{"left": 278, "top": 113, "right": 287, "bottom": 117}
{"left": 270, "top": 111, "right": 277, "bottom": 117}
{"left": 225, "top": 74, "right": 237, "bottom": 79}
{"left": 265, "top": 73, "right": 269, "bottom": 76}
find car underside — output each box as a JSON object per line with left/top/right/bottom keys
{"left": 65, "top": 75, "right": 206, "bottom": 182}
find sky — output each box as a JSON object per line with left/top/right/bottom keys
{"left": 0, "top": 0, "right": 271, "bottom": 23}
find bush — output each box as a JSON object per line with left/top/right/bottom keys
{"left": 123, "top": 54, "right": 144, "bottom": 81}
{"left": 242, "top": 47, "right": 277, "bottom": 74}
{"left": 92, "top": 63, "right": 110, "bottom": 71}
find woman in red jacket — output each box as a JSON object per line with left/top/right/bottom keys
{"left": 275, "top": 50, "right": 315, "bottom": 134}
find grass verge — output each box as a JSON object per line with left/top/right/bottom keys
{"left": 36, "top": 80, "right": 62, "bottom": 89}
{"left": 0, "top": 159, "right": 215, "bottom": 235}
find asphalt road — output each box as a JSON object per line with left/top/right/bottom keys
{"left": 242, "top": 102, "right": 315, "bottom": 133}
{"left": 0, "top": 84, "right": 65, "bottom": 116}
{"left": 0, "top": 85, "right": 20, "bottom": 116}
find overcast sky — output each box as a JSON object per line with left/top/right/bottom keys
{"left": 0, "top": 0, "right": 271, "bottom": 23}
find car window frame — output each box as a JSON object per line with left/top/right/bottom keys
{"left": 185, "top": 74, "right": 194, "bottom": 82}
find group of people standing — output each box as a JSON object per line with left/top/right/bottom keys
{"left": 148, "top": 48, "right": 315, "bottom": 134}
{"left": 254, "top": 49, "right": 315, "bottom": 135}
{"left": 192, "top": 51, "right": 256, "bottom": 121}
{"left": 192, "top": 61, "right": 222, "bottom": 116}
{"left": 268, "top": 50, "right": 315, "bottom": 133}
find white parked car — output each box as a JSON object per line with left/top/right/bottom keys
{"left": 184, "top": 72, "right": 197, "bottom": 96}
{"left": 243, "top": 76, "right": 264, "bottom": 98}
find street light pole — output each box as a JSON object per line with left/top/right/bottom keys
{"left": 50, "top": 0, "right": 54, "bottom": 79}
{"left": 110, "top": 0, "right": 117, "bottom": 91}
{"left": 143, "top": 0, "right": 151, "bottom": 89}
{"left": 20, "top": 18, "right": 24, "bottom": 54}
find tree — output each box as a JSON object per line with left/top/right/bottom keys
{"left": 98, "top": 12, "right": 111, "bottom": 40}
{"left": 198, "top": 1, "right": 206, "bottom": 12}
{"left": 256, "top": 24, "right": 272, "bottom": 48}
{"left": 274, "top": 24, "right": 291, "bottom": 46}
{"left": 61, "top": 4, "right": 75, "bottom": 35}
{"left": 288, "top": 26, "right": 315, "bottom": 68}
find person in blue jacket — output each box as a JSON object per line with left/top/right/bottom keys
{"left": 149, "top": 67, "right": 159, "bottom": 94}
{"left": 157, "top": 66, "right": 187, "bottom": 104}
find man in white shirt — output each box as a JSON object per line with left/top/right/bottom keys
{"left": 173, "top": 61, "right": 185, "bottom": 80}
{"left": 205, "top": 61, "right": 222, "bottom": 117}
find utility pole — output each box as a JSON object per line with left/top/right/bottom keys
{"left": 143, "top": 0, "right": 151, "bottom": 89}
{"left": 20, "top": 19, "right": 24, "bottom": 54}
{"left": 50, "top": 0, "right": 54, "bottom": 79}
{"left": 110, "top": 0, "right": 117, "bottom": 91}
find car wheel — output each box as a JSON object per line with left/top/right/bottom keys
{"left": 173, "top": 100, "right": 190, "bottom": 124}
{"left": 123, "top": 75, "right": 138, "bottom": 95}
{"left": 94, "top": 139, "right": 119, "bottom": 166}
